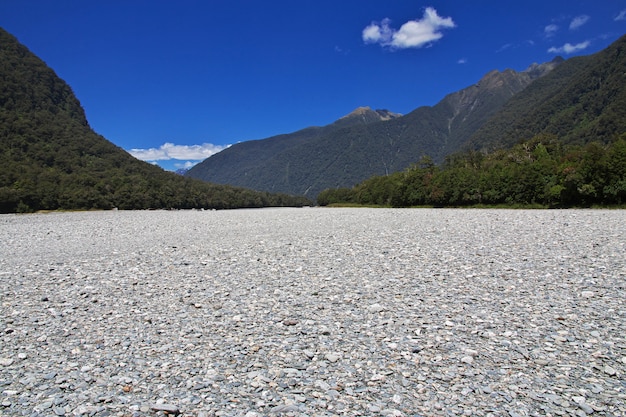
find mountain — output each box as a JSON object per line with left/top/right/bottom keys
{"left": 466, "top": 34, "right": 626, "bottom": 151}
{"left": 0, "top": 28, "right": 310, "bottom": 213}
{"left": 174, "top": 168, "right": 190, "bottom": 176}
{"left": 186, "top": 106, "right": 402, "bottom": 195}
{"left": 187, "top": 58, "right": 561, "bottom": 199}
{"left": 316, "top": 35, "right": 626, "bottom": 207}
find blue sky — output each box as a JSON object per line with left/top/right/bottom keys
{"left": 1, "top": 1, "right": 625, "bottom": 171}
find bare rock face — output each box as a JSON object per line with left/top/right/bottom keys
{"left": 442, "top": 57, "right": 562, "bottom": 128}
{"left": 523, "top": 56, "right": 564, "bottom": 79}
{"left": 339, "top": 106, "right": 402, "bottom": 123}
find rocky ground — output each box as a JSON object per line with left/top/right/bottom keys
{"left": 1, "top": 208, "right": 625, "bottom": 416}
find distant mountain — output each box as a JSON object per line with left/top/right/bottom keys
{"left": 467, "top": 34, "right": 626, "bottom": 151}
{"left": 186, "top": 106, "right": 402, "bottom": 196}
{"left": 187, "top": 59, "right": 561, "bottom": 199}
{"left": 174, "top": 168, "right": 190, "bottom": 176}
{"left": 0, "top": 28, "right": 310, "bottom": 212}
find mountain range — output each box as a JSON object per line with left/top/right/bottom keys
{"left": 188, "top": 34, "right": 626, "bottom": 201}
{"left": 186, "top": 56, "right": 563, "bottom": 199}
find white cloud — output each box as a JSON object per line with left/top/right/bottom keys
{"left": 496, "top": 43, "right": 512, "bottom": 53}
{"left": 616, "top": 10, "right": 626, "bottom": 21}
{"left": 544, "top": 24, "right": 559, "bottom": 37}
{"left": 128, "top": 142, "right": 229, "bottom": 162}
{"left": 569, "top": 15, "right": 590, "bottom": 30}
{"left": 457, "top": 58, "right": 467, "bottom": 64}
{"left": 363, "top": 7, "right": 455, "bottom": 49}
{"left": 174, "top": 161, "right": 198, "bottom": 170}
{"left": 363, "top": 18, "right": 393, "bottom": 44}
{"left": 548, "top": 40, "right": 591, "bottom": 54}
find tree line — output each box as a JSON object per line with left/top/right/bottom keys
{"left": 317, "top": 134, "right": 626, "bottom": 208}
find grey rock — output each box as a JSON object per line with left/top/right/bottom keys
{"left": 577, "top": 402, "right": 595, "bottom": 414}
{"left": 325, "top": 353, "right": 340, "bottom": 363}
{"left": 271, "top": 404, "right": 300, "bottom": 413}
{"left": 151, "top": 403, "right": 180, "bottom": 414}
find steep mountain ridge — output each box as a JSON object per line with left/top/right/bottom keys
{"left": 187, "top": 58, "right": 560, "bottom": 198}
{"left": 434, "top": 56, "right": 564, "bottom": 155}
{"left": 467, "top": 34, "right": 626, "bottom": 150}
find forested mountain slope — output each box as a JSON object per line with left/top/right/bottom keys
{"left": 186, "top": 107, "right": 402, "bottom": 195}
{"left": 467, "top": 34, "right": 626, "bottom": 151}
{"left": 193, "top": 29, "right": 625, "bottom": 203}
{"left": 187, "top": 59, "right": 560, "bottom": 199}
{"left": 0, "top": 28, "right": 310, "bottom": 212}
{"left": 317, "top": 35, "right": 626, "bottom": 208}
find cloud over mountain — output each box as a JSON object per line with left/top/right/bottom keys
{"left": 548, "top": 41, "right": 590, "bottom": 54}
{"left": 363, "top": 7, "right": 455, "bottom": 49}
{"left": 129, "top": 142, "right": 229, "bottom": 162}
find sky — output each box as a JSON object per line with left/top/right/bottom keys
{"left": 1, "top": 1, "right": 625, "bottom": 171}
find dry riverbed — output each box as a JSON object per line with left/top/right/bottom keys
{"left": 1, "top": 208, "right": 625, "bottom": 416}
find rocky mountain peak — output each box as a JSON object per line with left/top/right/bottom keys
{"left": 340, "top": 106, "right": 402, "bottom": 122}
{"left": 523, "top": 56, "right": 564, "bottom": 79}
{"left": 342, "top": 106, "right": 372, "bottom": 117}
{"left": 477, "top": 69, "right": 512, "bottom": 89}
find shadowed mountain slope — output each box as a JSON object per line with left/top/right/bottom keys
{"left": 187, "top": 59, "right": 561, "bottom": 199}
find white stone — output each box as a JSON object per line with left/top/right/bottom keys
{"left": 368, "top": 303, "right": 384, "bottom": 313}
{"left": 325, "top": 353, "right": 340, "bottom": 363}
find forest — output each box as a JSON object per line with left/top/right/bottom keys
{"left": 317, "top": 134, "right": 626, "bottom": 208}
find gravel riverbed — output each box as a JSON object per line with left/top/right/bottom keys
{"left": 1, "top": 208, "right": 625, "bottom": 417}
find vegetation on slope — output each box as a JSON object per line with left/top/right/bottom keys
{"left": 467, "top": 34, "right": 626, "bottom": 151}
{"left": 317, "top": 134, "right": 626, "bottom": 208}
{"left": 190, "top": 36, "right": 626, "bottom": 203}
{"left": 318, "top": 36, "right": 626, "bottom": 209}
{"left": 187, "top": 65, "right": 549, "bottom": 199}
{"left": 0, "top": 28, "right": 310, "bottom": 213}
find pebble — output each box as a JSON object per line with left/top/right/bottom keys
{"left": 577, "top": 402, "right": 595, "bottom": 415}
{"left": 603, "top": 365, "right": 617, "bottom": 376}
{"left": 0, "top": 208, "right": 625, "bottom": 416}
{"left": 151, "top": 403, "right": 180, "bottom": 414}
{"left": 0, "top": 358, "right": 13, "bottom": 366}
{"left": 368, "top": 303, "right": 385, "bottom": 313}
{"left": 324, "top": 353, "right": 340, "bottom": 363}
